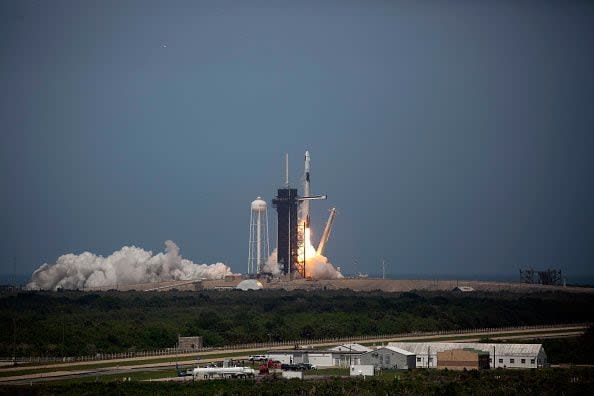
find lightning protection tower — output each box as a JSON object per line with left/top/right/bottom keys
{"left": 248, "top": 197, "right": 270, "bottom": 275}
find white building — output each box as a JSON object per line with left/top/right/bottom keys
{"left": 266, "top": 350, "right": 334, "bottom": 367}
{"left": 388, "top": 342, "right": 547, "bottom": 369}
{"left": 266, "top": 349, "right": 364, "bottom": 368}
{"left": 307, "top": 352, "right": 334, "bottom": 367}
{"left": 267, "top": 352, "right": 296, "bottom": 364}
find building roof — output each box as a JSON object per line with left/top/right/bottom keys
{"left": 453, "top": 286, "right": 475, "bottom": 292}
{"left": 380, "top": 346, "right": 415, "bottom": 356}
{"left": 388, "top": 342, "right": 544, "bottom": 357}
{"left": 268, "top": 349, "right": 362, "bottom": 355}
{"left": 330, "top": 343, "right": 372, "bottom": 352}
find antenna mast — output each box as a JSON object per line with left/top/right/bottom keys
{"left": 285, "top": 153, "right": 289, "bottom": 187}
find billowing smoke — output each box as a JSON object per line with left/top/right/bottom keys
{"left": 263, "top": 249, "right": 281, "bottom": 276}
{"left": 28, "top": 240, "right": 232, "bottom": 290}
{"left": 263, "top": 248, "right": 343, "bottom": 280}
{"left": 303, "top": 254, "right": 343, "bottom": 280}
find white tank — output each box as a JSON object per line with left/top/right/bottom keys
{"left": 248, "top": 197, "right": 269, "bottom": 276}
{"left": 236, "top": 279, "right": 263, "bottom": 291}
{"left": 251, "top": 197, "right": 267, "bottom": 212}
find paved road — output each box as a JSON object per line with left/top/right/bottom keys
{"left": 0, "top": 324, "right": 586, "bottom": 384}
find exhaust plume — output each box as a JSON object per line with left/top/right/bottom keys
{"left": 28, "top": 240, "right": 232, "bottom": 290}
{"left": 263, "top": 248, "right": 281, "bottom": 276}
{"left": 264, "top": 246, "right": 343, "bottom": 280}
{"left": 297, "top": 227, "right": 343, "bottom": 280}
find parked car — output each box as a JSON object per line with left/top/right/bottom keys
{"left": 248, "top": 354, "right": 268, "bottom": 362}
{"left": 281, "top": 363, "right": 302, "bottom": 371}
{"left": 296, "top": 363, "right": 316, "bottom": 370}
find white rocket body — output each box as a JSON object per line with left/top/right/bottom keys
{"left": 303, "top": 150, "right": 311, "bottom": 227}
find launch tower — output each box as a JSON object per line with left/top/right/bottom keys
{"left": 272, "top": 187, "right": 299, "bottom": 276}
{"left": 272, "top": 153, "right": 327, "bottom": 277}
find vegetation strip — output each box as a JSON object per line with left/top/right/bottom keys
{"left": 2, "top": 367, "right": 594, "bottom": 395}
{"left": 0, "top": 327, "right": 584, "bottom": 380}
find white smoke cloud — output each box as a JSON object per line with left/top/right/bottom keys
{"left": 28, "top": 241, "right": 232, "bottom": 290}
{"left": 306, "top": 254, "right": 343, "bottom": 280}
{"left": 262, "top": 248, "right": 281, "bottom": 276}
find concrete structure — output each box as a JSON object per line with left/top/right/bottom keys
{"left": 178, "top": 336, "right": 203, "bottom": 350}
{"left": 350, "top": 365, "right": 374, "bottom": 377}
{"left": 389, "top": 342, "right": 547, "bottom": 369}
{"left": 359, "top": 346, "right": 416, "bottom": 370}
{"left": 437, "top": 348, "right": 490, "bottom": 370}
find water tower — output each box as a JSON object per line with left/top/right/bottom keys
{"left": 248, "top": 197, "right": 270, "bottom": 275}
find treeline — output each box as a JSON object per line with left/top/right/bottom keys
{"left": 1, "top": 289, "right": 593, "bottom": 357}
{"left": 542, "top": 326, "right": 594, "bottom": 364}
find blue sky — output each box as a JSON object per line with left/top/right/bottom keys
{"left": 1, "top": 0, "right": 593, "bottom": 280}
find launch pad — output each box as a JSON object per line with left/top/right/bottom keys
{"left": 270, "top": 152, "right": 330, "bottom": 278}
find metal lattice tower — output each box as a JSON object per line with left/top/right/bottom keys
{"left": 248, "top": 197, "right": 270, "bottom": 275}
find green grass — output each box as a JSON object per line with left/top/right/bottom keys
{"left": 306, "top": 367, "right": 348, "bottom": 376}
{"left": 48, "top": 369, "right": 179, "bottom": 385}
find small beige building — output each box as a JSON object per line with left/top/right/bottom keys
{"left": 437, "top": 348, "right": 490, "bottom": 370}
{"left": 178, "top": 336, "right": 203, "bottom": 350}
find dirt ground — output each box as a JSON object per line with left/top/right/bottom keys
{"left": 88, "top": 277, "right": 593, "bottom": 294}
{"left": 260, "top": 278, "right": 594, "bottom": 293}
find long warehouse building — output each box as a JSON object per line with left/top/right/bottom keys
{"left": 388, "top": 342, "right": 547, "bottom": 369}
